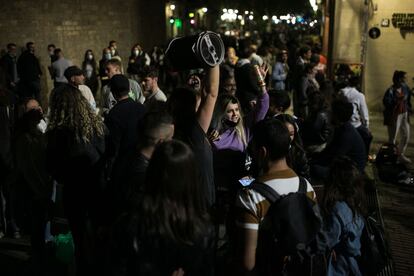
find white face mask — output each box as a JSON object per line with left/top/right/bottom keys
{"left": 87, "top": 54, "right": 93, "bottom": 60}
{"left": 134, "top": 50, "right": 140, "bottom": 56}
{"left": 111, "top": 49, "right": 116, "bottom": 56}
{"left": 105, "top": 53, "right": 112, "bottom": 60}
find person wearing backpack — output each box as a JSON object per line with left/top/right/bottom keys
{"left": 321, "top": 156, "right": 365, "bottom": 276}
{"left": 235, "top": 118, "right": 325, "bottom": 275}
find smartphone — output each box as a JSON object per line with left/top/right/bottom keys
{"left": 238, "top": 177, "right": 255, "bottom": 187}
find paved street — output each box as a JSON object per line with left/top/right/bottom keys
{"left": 369, "top": 112, "right": 414, "bottom": 276}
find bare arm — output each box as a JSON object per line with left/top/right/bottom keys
{"left": 238, "top": 228, "right": 259, "bottom": 275}
{"left": 197, "top": 65, "right": 219, "bottom": 133}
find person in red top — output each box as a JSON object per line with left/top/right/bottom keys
{"left": 383, "top": 70, "right": 412, "bottom": 163}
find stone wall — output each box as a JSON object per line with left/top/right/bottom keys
{"left": 332, "top": 0, "right": 414, "bottom": 111}
{"left": 0, "top": 0, "right": 165, "bottom": 104}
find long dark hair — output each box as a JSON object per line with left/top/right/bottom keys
{"left": 82, "top": 49, "right": 97, "bottom": 69}
{"left": 321, "top": 156, "right": 366, "bottom": 218}
{"left": 137, "top": 140, "right": 210, "bottom": 245}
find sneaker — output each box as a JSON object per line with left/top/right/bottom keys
{"left": 399, "top": 155, "right": 412, "bottom": 164}
{"left": 13, "top": 231, "right": 21, "bottom": 239}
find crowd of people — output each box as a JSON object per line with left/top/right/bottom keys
{"left": 0, "top": 27, "right": 411, "bottom": 276}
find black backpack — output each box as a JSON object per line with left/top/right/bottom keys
{"left": 251, "top": 177, "right": 328, "bottom": 276}
{"left": 376, "top": 143, "right": 410, "bottom": 184}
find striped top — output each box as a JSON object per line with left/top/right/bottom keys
{"left": 235, "top": 169, "right": 316, "bottom": 230}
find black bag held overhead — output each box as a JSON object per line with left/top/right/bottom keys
{"left": 165, "top": 31, "right": 225, "bottom": 70}
{"left": 250, "top": 177, "right": 328, "bottom": 276}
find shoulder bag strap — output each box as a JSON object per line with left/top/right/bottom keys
{"left": 298, "top": 176, "right": 308, "bottom": 193}
{"left": 250, "top": 181, "right": 281, "bottom": 204}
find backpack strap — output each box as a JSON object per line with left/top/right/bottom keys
{"left": 250, "top": 181, "right": 281, "bottom": 204}
{"left": 298, "top": 176, "right": 307, "bottom": 193}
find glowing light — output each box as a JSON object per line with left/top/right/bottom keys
{"left": 202, "top": 7, "right": 208, "bottom": 13}
{"left": 237, "top": 15, "right": 242, "bottom": 20}
{"left": 309, "top": 0, "right": 318, "bottom": 11}
{"left": 175, "top": 18, "right": 182, "bottom": 28}
{"left": 235, "top": 10, "right": 239, "bottom": 14}
{"left": 189, "top": 12, "right": 194, "bottom": 18}
{"left": 169, "top": 18, "right": 175, "bottom": 24}
{"left": 244, "top": 11, "right": 249, "bottom": 15}
{"left": 249, "top": 15, "right": 254, "bottom": 20}
{"left": 170, "top": 4, "right": 175, "bottom": 11}
{"left": 190, "top": 19, "right": 195, "bottom": 24}
{"left": 241, "top": 19, "right": 245, "bottom": 25}
{"left": 262, "top": 15, "right": 268, "bottom": 20}
{"left": 228, "top": 9, "right": 234, "bottom": 14}
{"left": 223, "top": 8, "right": 227, "bottom": 13}
{"left": 272, "top": 15, "right": 277, "bottom": 20}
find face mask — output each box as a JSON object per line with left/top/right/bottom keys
{"left": 105, "top": 53, "right": 111, "bottom": 60}
{"left": 223, "top": 118, "right": 239, "bottom": 128}
{"left": 111, "top": 49, "right": 116, "bottom": 56}
{"left": 87, "top": 54, "right": 93, "bottom": 60}
{"left": 134, "top": 50, "right": 140, "bottom": 56}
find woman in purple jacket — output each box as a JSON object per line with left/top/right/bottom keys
{"left": 209, "top": 69, "right": 269, "bottom": 245}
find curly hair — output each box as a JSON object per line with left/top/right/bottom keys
{"left": 47, "top": 84, "right": 104, "bottom": 143}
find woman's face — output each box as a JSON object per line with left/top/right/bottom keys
{"left": 285, "top": 122, "right": 295, "bottom": 141}
{"left": 225, "top": 101, "right": 240, "bottom": 123}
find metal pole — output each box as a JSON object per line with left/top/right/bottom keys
{"left": 327, "top": 0, "right": 336, "bottom": 79}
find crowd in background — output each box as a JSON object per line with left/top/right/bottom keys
{"left": 0, "top": 25, "right": 411, "bottom": 276}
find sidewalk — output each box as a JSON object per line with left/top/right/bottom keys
{"left": 369, "top": 112, "right": 414, "bottom": 276}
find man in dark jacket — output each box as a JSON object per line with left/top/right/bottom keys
{"left": 1, "top": 43, "right": 19, "bottom": 93}
{"left": 104, "top": 74, "right": 145, "bottom": 220}
{"left": 17, "top": 42, "right": 42, "bottom": 102}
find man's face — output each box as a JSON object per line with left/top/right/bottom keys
{"left": 71, "top": 74, "right": 85, "bottom": 86}
{"left": 223, "top": 78, "right": 237, "bottom": 96}
{"left": 282, "top": 52, "right": 288, "bottom": 62}
{"left": 143, "top": 76, "right": 156, "bottom": 92}
{"left": 160, "top": 124, "right": 175, "bottom": 142}
{"left": 304, "top": 50, "right": 312, "bottom": 60}
{"left": 187, "top": 75, "right": 201, "bottom": 92}
{"left": 106, "top": 64, "right": 121, "bottom": 78}
{"left": 28, "top": 44, "right": 35, "bottom": 53}
{"left": 25, "top": 99, "right": 43, "bottom": 114}
{"left": 8, "top": 45, "right": 16, "bottom": 55}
